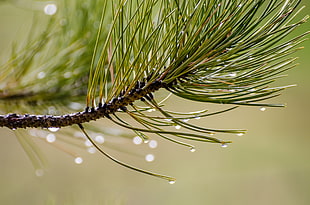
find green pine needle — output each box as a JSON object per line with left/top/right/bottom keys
{"left": 0, "top": 0, "right": 308, "bottom": 181}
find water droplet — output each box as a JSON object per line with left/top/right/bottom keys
{"left": 147, "top": 108, "right": 156, "bottom": 112}
{"left": 63, "top": 72, "right": 72, "bottom": 78}
{"left": 144, "top": 139, "right": 149, "bottom": 144}
{"left": 11, "top": 128, "right": 17, "bottom": 131}
{"left": 229, "top": 72, "right": 237, "bottom": 77}
{"left": 236, "top": 133, "right": 244, "bottom": 136}
{"left": 74, "top": 157, "right": 83, "bottom": 164}
{"left": 221, "top": 143, "right": 228, "bottom": 148}
{"left": 37, "top": 71, "right": 46, "bottom": 79}
{"left": 182, "top": 119, "right": 189, "bottom": 122}
{"left": 35, "top": 169, "right": 44, "bottom": 177}
{"left": 44, "top": 4, "right": 57, "bottom": 15}
{"left": 190, "top": 147, "right": 196, "bottom": 152}
{"left": 87, "top": 147, "right": 96, "bottom": 154}
{"left": 68, "top": 102, "right": 83, "bottom": 110}
{"left": 168, "top": 180, "right": 176, "bottom": 184}
{"left": 175, "top": 125, "right": 181, "bottom": 130}
{"left": 145, "top": 154, "right": 155, "bottom": 162}
{"left": 95, "top": 135, "right": 105, "bottom": 144}
{"left": 260, "top": 107, "right": 266, "bottom": 111}
{"left": 46, "top": 133, "right": 56, "bottom": 143}
{"left": 48, "top": 127, "right": 60, "bottom": 132}
{"left": 133, "top": 136, "right": 143, "bottom": 145}
{"left": 148, "top": 140, "right": 158, "bottom": 149}
{"left": 194, "top": 116, "right": 201, "bottom": 120}
{"left": 84, "top": 140, "right": 92, "bottom": 147}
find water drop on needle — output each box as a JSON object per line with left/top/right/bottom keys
{"left": 175, "top": 125, "right": 181, "bottom": 130}
{"left": 48, "top": 127, "right": 60, "bottom": 132}
{"left": 95, "top": 135, "right": 105, "bottom": 144}
{"left": 190, "top": 147, "right": 196, "bottom": 152}
{"left": 221, "top": 143, "right": 228, "bottom": 148}
{"left": 44, "top": 4, "right": 57, "bottom": 15}
{"left": 74, "top": 157, "right": 83, "bottom": 164}
{"left": 237, "top": 133, "right": 244, "bottom": 136}
{"left": 145, "top": 154, "right": 155, "bottom": 162}
{"left": 260, "top": 107, "right": 266, "bottom": 111}
{"left": 148, "top": 140, "right": 158, "bottom": 149}
{"left": 133, "top": 136, "right": 143, "bottom": 145}
{"left": 168, "top": 180, "right": 176, "bottom": 185}
{"left": 46, "top": 133, "right": 56, "bottom": 143}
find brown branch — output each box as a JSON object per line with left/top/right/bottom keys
{"left": 0, "top": 80, "right": 165, "bottom": 130}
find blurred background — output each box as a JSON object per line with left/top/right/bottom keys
{"left": 0, "top": 1, "right": 309, "bottom": 204}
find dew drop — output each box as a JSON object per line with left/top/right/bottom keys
{"left": 221, "top": 143, "right": 228, "bottom": 148}
{"left": 95, "top": 135, "right": 105, "bottom": 144}
{"left": 87, "top": 147, "right": 96, "bottom": 154}
{"left": 133, "top": 136, "right": 143, "bottom": 145}
{"left": 260, "top": 107, "right": 266, "bottom": 111}
{"left": 68, "top": 102, "right": 83, "bottom": 110}
{"left": 147, "top": 108, "right": 156, "bottom": 112}
{"left": 48, "top": 127, "right": 60, "bottom": 132}
{"left": 145, "top": 154, "right": 155, "bottom": 162}
{"left": 190, "top": 147, "right": 196, "bottom": 152}
{"left": 194, "top": 116, "right": 201, "bottom": 120}
{"left": 148, "top": 140, "right": 158, "bottom": 149}
{"left": 236, "top": 133, "right": 244, "bottom": 136}
{"left": 144, "top": 139, "right": 149, "bottom": 144}
{"left": 37, "top": 71, "right": 46, "bottom": 79}
{"left": 168, "top": 180, "right": 176, "bottom": 184}
{"left": 44, "top": 4, "right": 57, "bottom": 15}
{"left": 74, "top": 157, "right": 83, "bottom": 164}
{"left": 63, "top": 72, "right": 72, "bottom": 78}
{"left": 84, "top": 140, "right": 92, "bottom": 147}
{"left": 182, "top": 119, "right": 189, "bottom": 122}
{"left": 229, "top": 72, "right": 237, "bottom": 77}
{"left": 11, "top": 128, "right": 17, "bottom": 131}
{"left": 46, "top": 133, "right": 56, "bottom": 143}
{"left": 175, "top": 125, "right": 181, "bottom": 130}
{"left": 35, "top": 169, "right": 44, "bottom": 177}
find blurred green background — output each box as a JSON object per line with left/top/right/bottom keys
{"left": 0, "top": 1, "right": 309, "bottom": 204}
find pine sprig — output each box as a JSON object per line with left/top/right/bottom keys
{"left": 0, "top": 0, "right": 308, "bottom": 181}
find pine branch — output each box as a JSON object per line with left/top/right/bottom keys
{"left": 0, "top": 0, "right": 309, "bottom": 181}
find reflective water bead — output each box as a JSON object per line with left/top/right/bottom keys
{"left": 133, "top": 136, "right": 143, "bottom": 145}
{"left": 46, "top": 133, "right": 56, "bottom": 143}
{"left": 148, "top": 140, "right": 158, "bottom": 149}
{"left": 260, "top": 107, "right": 266, "bottom": 111}
{"left": 37, "top": 71, "right": 46, "bottom": 79}
{"left": 95, "top": 135, "right": 105, "bottom": 144}
{"left": 175, "top": 125, "right": 181, "bottom": 130}
{"left": 87, "top": 147, "right": 96, "bottom": 154}
{"left": 145, "top": 154, "right": 155, "bottom": 162}
{"left": 74, "top": 157, "right": 83, "bottom": 164}
{"left": 48, "top": 127, "right": 60, "bottom": 132}
{"left": 237, "top": 133, "right": 244, "bottom": 136}
{"left": 84, "top": 140, "right": 92, "bottom": 147}
{"left": 190, "top": 147, "right": 196, "bottom": 152}
{"left": 221, "top": 143, "right": 228, "bottom": 148}
{"left": 44, "top": 4, "right": 57, "bottom": 15}
{"left": 168, "top": 180, "right": 176, "bottom": 185}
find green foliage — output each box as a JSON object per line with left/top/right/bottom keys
{"left": 0, "top": 0, "right": 308, "bottom": 181}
